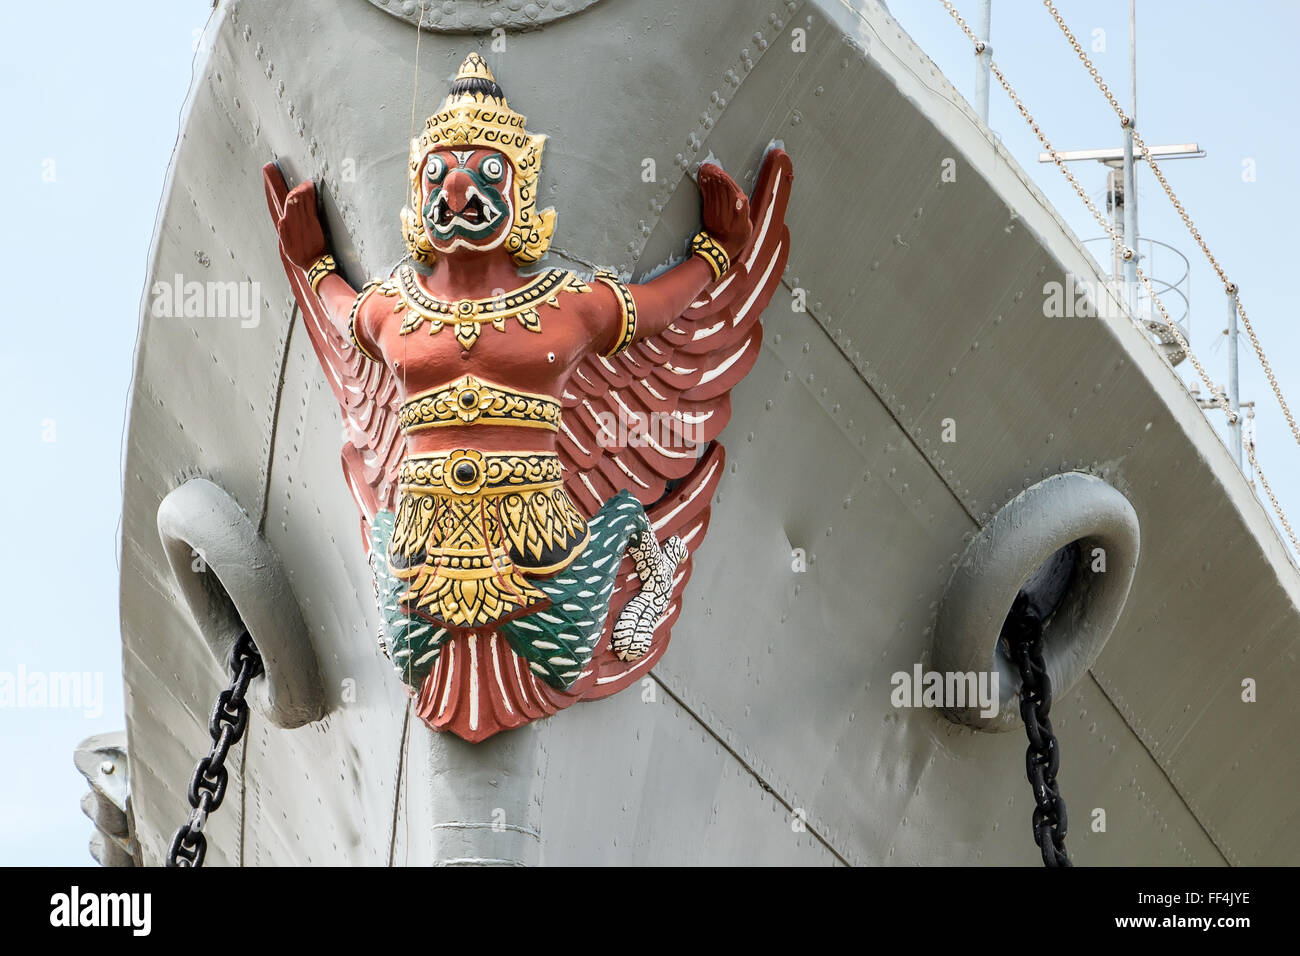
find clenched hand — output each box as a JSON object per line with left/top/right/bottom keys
{"left": 697, "top": 162, "right": 752, "bottom": 260}
{"left": 273, "top": 180, "right": 328, "bottom": 269}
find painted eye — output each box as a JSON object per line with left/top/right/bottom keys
{"left": 424, "top": 155, "right": 446, "bottom": 182}
{"left": 480, "top": 155, "right": 505, "bottom": 183}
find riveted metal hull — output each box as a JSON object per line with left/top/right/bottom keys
{"left": 115, "top": 0, "right": 1300, "bottom": 865}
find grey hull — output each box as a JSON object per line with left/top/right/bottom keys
{"left": 113, "top": 0, "right": 1300, "bottom": 865}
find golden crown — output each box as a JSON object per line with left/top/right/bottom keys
{"left": 401, "top": 53, "right": 556, "bottom": 266}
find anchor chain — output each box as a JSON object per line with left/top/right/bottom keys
{"left": 166, "top": 631, "right": 262, "bottom": 867}
{"left": 1005, "top": 594, "right": 1072, "bottom": 867}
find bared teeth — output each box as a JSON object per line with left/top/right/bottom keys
{"left": 434, "top": 196, "right": 454, "bottom": 225}
{"left": 432, "top": 193, "right": 491, "bottom": 228}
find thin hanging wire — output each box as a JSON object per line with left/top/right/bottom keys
{"left": 401, "top": 0, "right": 425, "bottom": 868}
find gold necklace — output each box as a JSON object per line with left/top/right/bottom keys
{"left": 382, "top": 263, "right": 590, "bottom": 350}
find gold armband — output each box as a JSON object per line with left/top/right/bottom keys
{"left": 690, "top": 231, "right": 730, "bottom": 282}
{"left": 592, "top": 269, "right": 638, "bottom": 357}
{"left": 307, "top": 254, "right": 336, "bottom": 294}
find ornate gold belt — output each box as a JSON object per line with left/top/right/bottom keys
{"left": 398, "top": 375, "right": 562, "bottom": 435}
{"left": 397, "top": 448, "right": 564, "bottom": 494}
{"left": 388, "top": 450, "right": 588, "bottom": 628}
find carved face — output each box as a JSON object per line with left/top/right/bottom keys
{"left": 420, "top": 148, "right": 514, "bottom": 254}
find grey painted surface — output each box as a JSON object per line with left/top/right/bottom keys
{"left": 74, "top": 732, "right": 136, "bottom": 867}
{"left": 116, "top": 0, "right": 1298, "bottom": 865}
{"left": 399, "top": 719, "right": 549, "bottom": 866}
{"left": 366, "top": 0, "right": 605, "bottom": 33}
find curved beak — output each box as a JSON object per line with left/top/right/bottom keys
{"left": 428, "top": 168, "right": 502, "bottom": 234}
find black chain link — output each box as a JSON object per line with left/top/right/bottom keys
{"left": 166, "top": 631, "right": 263, "bottom": 867}
{"left": 1005, "top": 594, "right": 1072, "bottom": 867}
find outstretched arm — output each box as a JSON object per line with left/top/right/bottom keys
{"left": 616, "top": 163, "right": 754, "bottom": 345}
{"left": 263, "top": 164, "right": 356, "bottom": 337}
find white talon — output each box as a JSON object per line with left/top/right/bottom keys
{"left": 612, "top": 534, "right": 687, "bottom": 661}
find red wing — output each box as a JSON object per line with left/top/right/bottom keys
{"left": 262, "top": 163, "right": 403, "bottom": 547}
{"left": 559, "top": 148, "right": 794, "bottom": 698}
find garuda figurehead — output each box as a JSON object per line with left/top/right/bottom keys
{"left": 264, "top": 48, "right": 794, "bottom": 743}
{"left": 401, "top": 53, "right": 556, "bottom": 267}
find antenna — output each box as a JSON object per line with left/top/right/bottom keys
{"left": 974, "top": 0, "right": 992, "bottom": 124}
{"left": 1037, "top": 2, "right": 1202, "bottom": 317}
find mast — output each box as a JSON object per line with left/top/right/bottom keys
{"left": 975, "top": 0, "right": 992, "bottom": 125}
{"left": 1228, "top": 284, "right": 1242, "bottom": 466}
{"left": 1122, "top": 0, "right": 1138, "bottom": 312}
